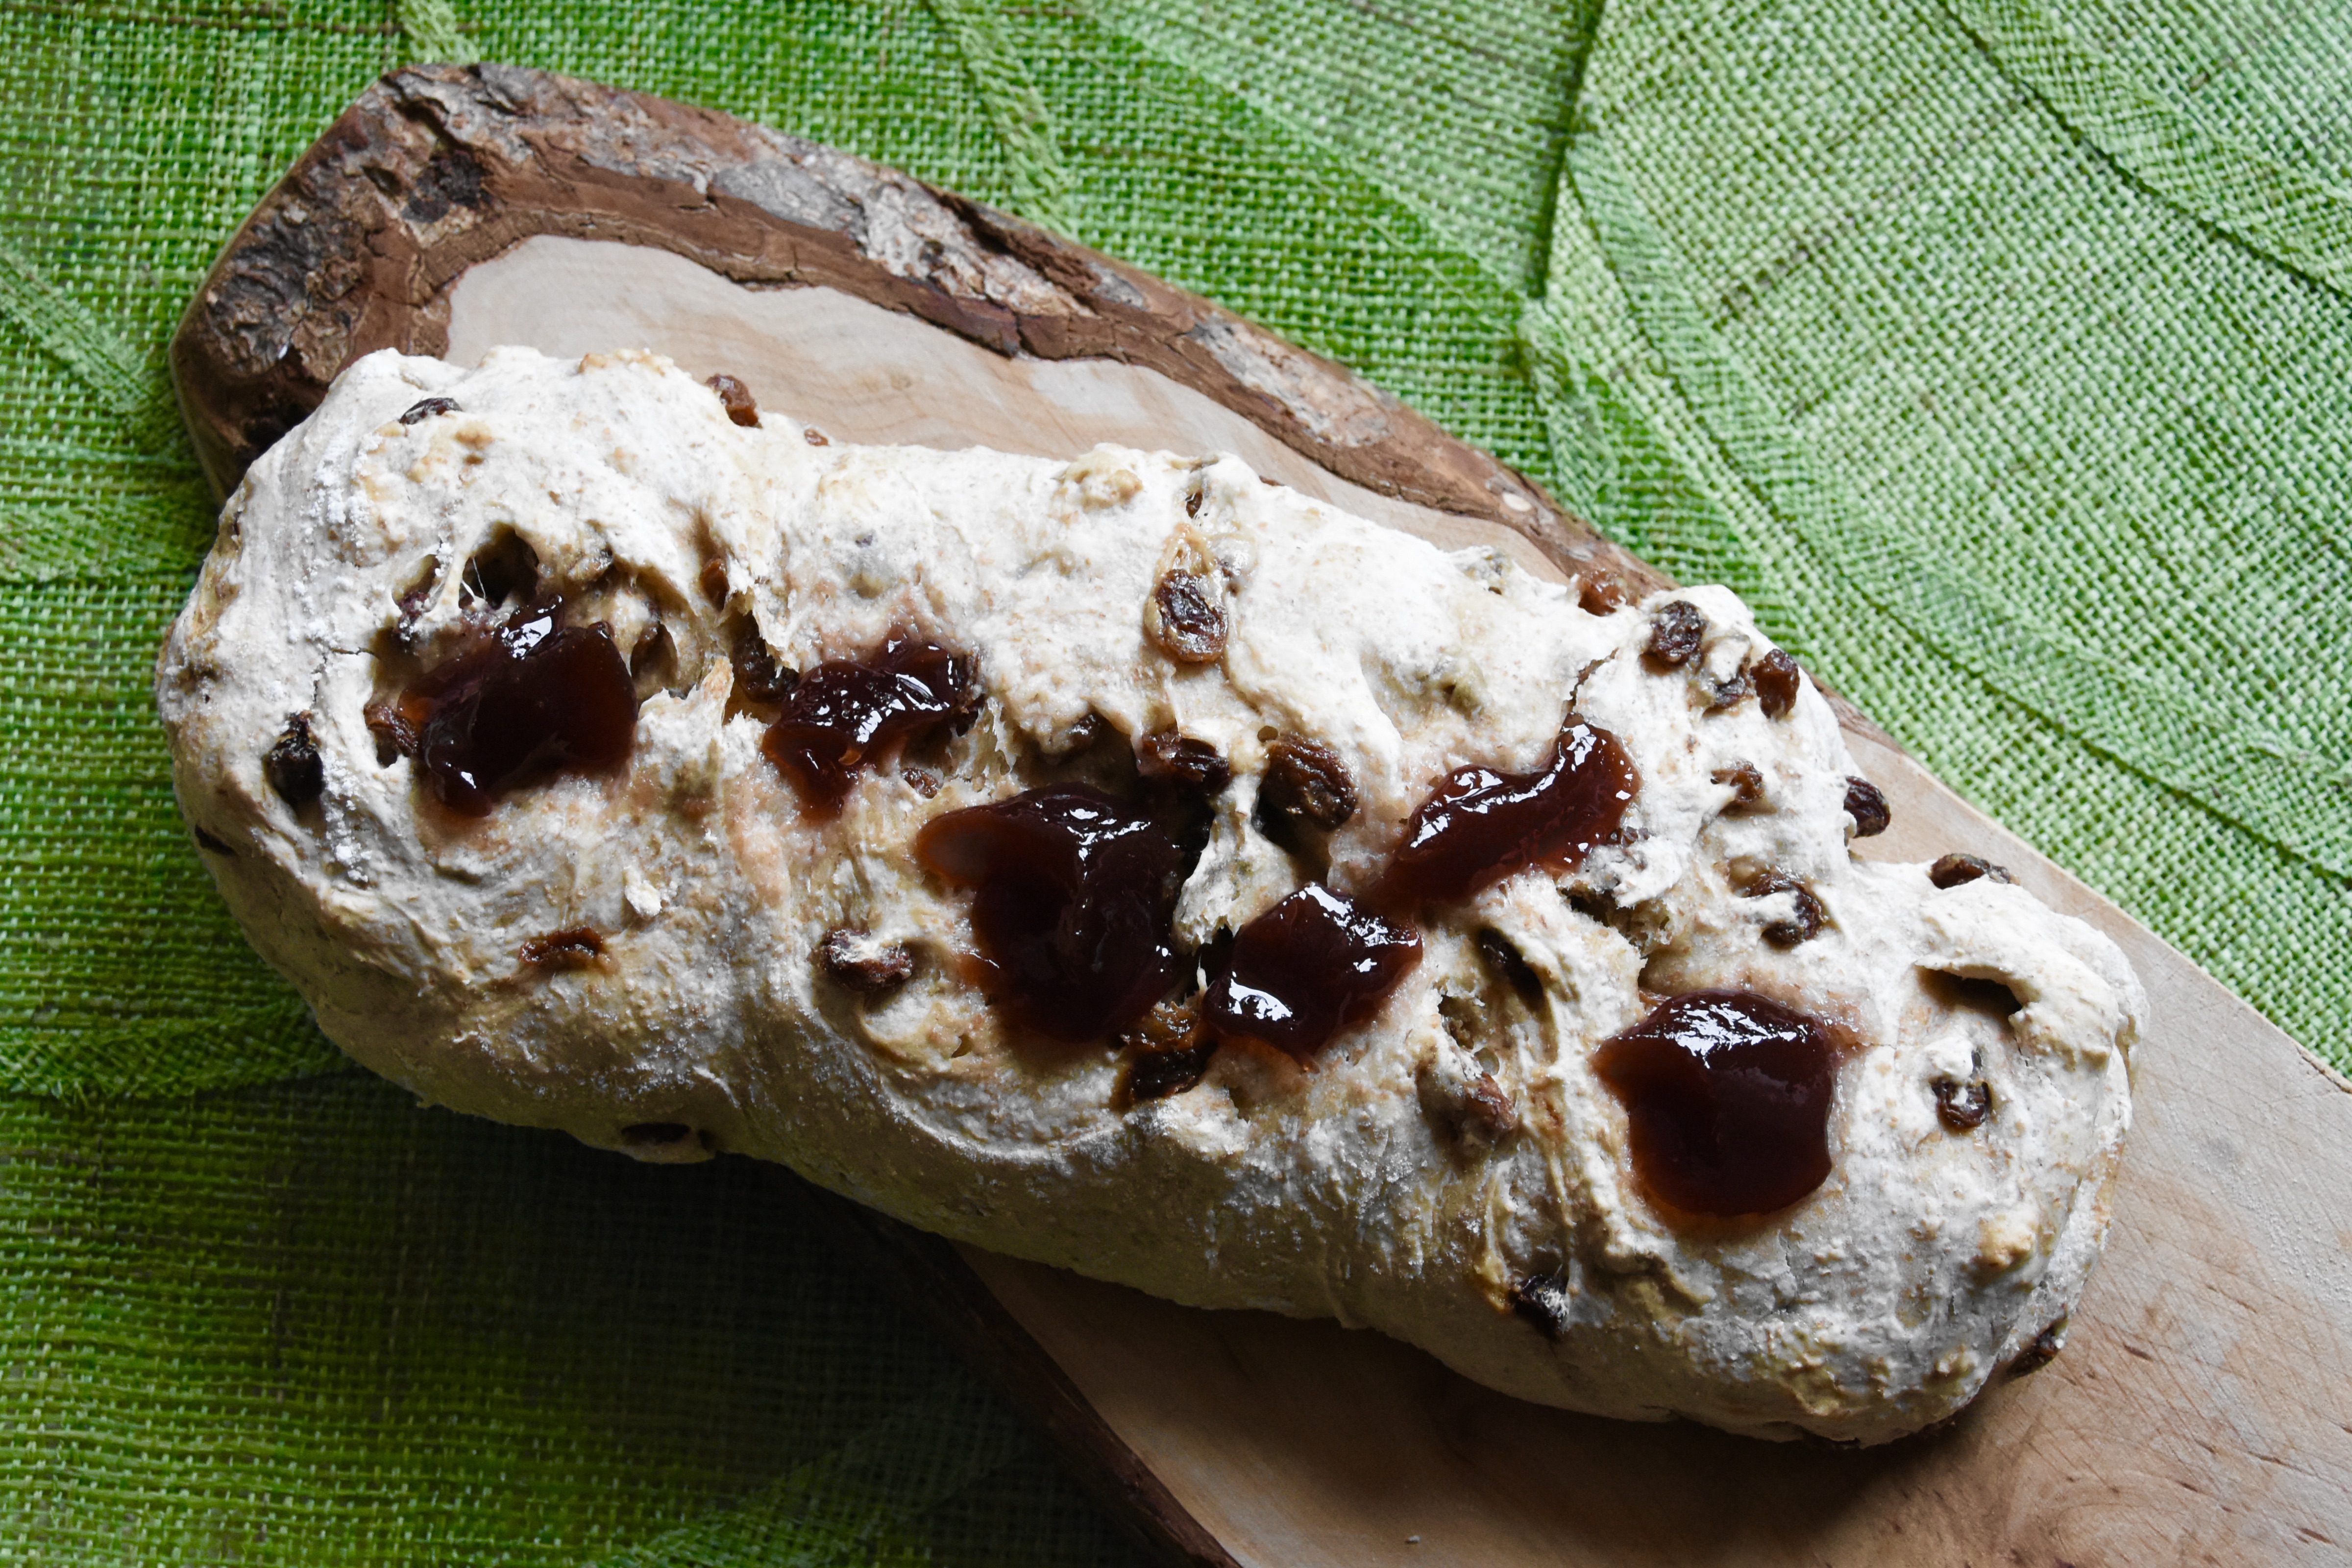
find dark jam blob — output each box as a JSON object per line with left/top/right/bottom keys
{"left": 706, "top": 372, "right": 760, "bottom": 428}
{"left": 1592, "top": 991, "right": 1840, "bottom": 1218}
{"left": 1929, "top": 852, "right": 2011, "bottom": 888}
{"left": 1146, "top": 570, "right": 1227, "bottom": 663}
{"left": 915, "top": 784, "right": 1183, "bottom": 1044}
{"left": 1377, "top": 718, "right": 1637, "bottom": 906}
{"left": 399, "top": 396, "right": 459, "bottom": 426}
{"left": 1137, "top": 729, "right": 1231, "bottom": 792}
{"left": 405, "top": 598, "right": 639, "bottom": 817}
{"left": 264, "top": 713, "right": 324, "bottom": 807}
{"left": 1843, "top": 776, "right": 1892, "bottom": 837}
{"left": 1753, "top": 648, "right": 1802, "bottom": 718}
{"left": 1643, "top": 599, "right": 1706, "bottom": 668}
{"left": 763, "top": 631, "right": 975, "bottom": 812}
{"left": 1202, "top": 883, "right": 1421, "bottom": 1060}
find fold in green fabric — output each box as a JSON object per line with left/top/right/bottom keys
{"left": 0, "top": 0, "right": 2343, "bottom": 1559}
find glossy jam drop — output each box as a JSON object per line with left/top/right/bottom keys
{"left": 404, "top": 597, "right": 637, "bottom": 817}
{"left": 1377, "top": 717, "right": 1637, "bottom": 906}
{"left": 764, "top": 631, "right": 975, "bottom": 811}
{"left": 915, "top": 784, "right": 1183, "bottom": 1044}
{"left": 1203, "top": 883, "right": 1421, "bottom": 1059}
{"left": 1592, "top": 990, "right": 1839, "bottom": 1218}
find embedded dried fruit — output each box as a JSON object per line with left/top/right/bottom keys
{"left": 1929, "top": 853, "right": 2011, "bottom": 889}
{"left": 263, "top": 714, "right": 324, "bottom": 807}
{"left": 1753, "top": 647, "right": 1802, "bottom": 718}
{"left": 730, "top": 618, "right": 798, "bottom": 706}
{"left": 1844, "top": 777, "right": 1891, "bottom": 837}
{"left": 398, "top": 396, "right": 459, "bottom": 425}
{"left": 1137, "top": 729, "right": 1231, "bottom": 792}
{"left": 1578, "top": 574, "right": 1626, "bottom": 615}
{"left": 518, "top": 926, "right": 605, "bottom": 971}
{"left": 1643, "top": 600, "right": 1706, "bottom": 668}
{"left": 1145, "top": 570, "right": 1227, "bottom": 663}
{"left": 1934, "top": 1076, "right": 1993, "bottom": 1131}
{"left": 1256, "top": 735, "right": 1357, "bottom": 844}
{"left": 1737, "top": 867, "right": 1826, "bottom": 947}
{"left": 1510, "top": 1270, "right": 1571, "bottom": 1338}
{"left": 706, "top": 372, "right": 759, "bottom": 427}
{"left": 1711, "top": 761, "right": 1765, "bottom": 813}
{"left": 817, "top": 929, "right": 916, "bottom": 994}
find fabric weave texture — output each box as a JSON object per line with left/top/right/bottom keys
{"left": 0, "top": 0, "right": 2344, "bottom": 1559}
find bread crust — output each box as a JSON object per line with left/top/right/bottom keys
{"left": 156, "top": 347, "right": 2141, "bottom": 1444}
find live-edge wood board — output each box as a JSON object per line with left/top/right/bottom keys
{"left": 170, "top": 63, "right": 2352, "bottom": 1568}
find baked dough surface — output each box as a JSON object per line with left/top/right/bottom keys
{"left": 157, "top": 347, "right": 2140, "bottom": 1443}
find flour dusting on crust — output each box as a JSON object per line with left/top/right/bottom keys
{"left": 156, "top": 347, "right": 2141, "bottom": 1443}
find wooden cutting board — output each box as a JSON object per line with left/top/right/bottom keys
{"left": 172, "top": 63, "right": 2352, "bottom": 1568}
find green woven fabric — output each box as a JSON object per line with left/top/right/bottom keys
{"left": 0, "top": 0, "right": 2346, "bottom": 1559}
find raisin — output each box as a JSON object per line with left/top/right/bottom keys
{"left": 1929, "top": 852, "right": 2011, "bottom": 888}
{"left": 1256, "top": 735, "right": 1357, "bottom": 847}
{"left": 902, "top": 767, "right": 942, "bottom": 799}
{"left": 1202, "top": 884, "right": 1421, "bottom": 1059}
{"left": 365, "top": 701, "right": 418, "bottom": 760}
{"left": 1593, "top": 990, "right": 1840, "bottom": 1217}
{"left": 518, "top": 926, "right": 605, "bottom": 970}
{"left": 1184, "top": 483, "right": 1204, "bottom": 518}
{"left": 730, "top": 619, "right": 798, "bottom": 706}
{"left": 398, "top": 396, "right": 459, "bottom": 425}
{"left": 1705, "top": 667, "right": 1752, "bottom": 711}
{"left": 763, "top": 631, "right": 975, "bottom": 811}
{"left": 1753, "top": 648, "right": 1802, "bottom": 718}
{"left": 1138, "top": 729, "right": 1231, "bottom": 792}
{"left": 1578, "top": 574, "right": 1626, "bottom": 615}
{"left": 1933, "top": 1076, "right": 1992, "bottom": 1131}
{"left": 1843, "top": 777, "right": 1891, "bottom": 837}
{"left": 1146, "top": 570, "right": 1227, "bottom": 663}
{"left": 916, "top": 784, "right": 1184, "bottom": 1044}
{"left": 699, "top": 558, "right": 730, "bottom": 607}
{"left": 1711, "top": 761, "right": 1765, "bottom": 812}
{"left": 1476, "top": 929, "right": 1543, "bottom": 1006}
{"left": 1115, "top": 1001, "right": 1217, "bottom": 1106}
{"left": 1376, "top": 718, "right": 1638, "bottom": 906}
{"left": 1737, "top": 868, "right": 1825, "bottom": 947}
{"left": 1423, "top": 1061, "right": 1519, "bottom": 1148}
{"left": 803, "top": 426, "right": 831, "bottom": 447}
{"left": 706, "top": 373, "right": 759, "bottom": 428}
{"left": 1643, "top": 600, "right": 1706, "bottom": 669}
{"left": 1509, "top": 1270, "right": 1571, "bottom": 1338}
{"left": 264, "top": 714, "right": 325, "bottom": 807}
{"left": 817, "top": 929, "right": 916, "bottom": 994}
{"left": 2010, "top": 1322, "right": 2065, "bottom": 1377}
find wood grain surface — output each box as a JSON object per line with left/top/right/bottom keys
{"left": 173, "top": 65, "right": 2352, "bottom": 1568}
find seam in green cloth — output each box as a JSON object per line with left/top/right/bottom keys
{"left": 1540, "top": 122, "right": 2352, "bottom": 884}
{"left": 926, "top": 0, "right": 1078, "bottom": 234}
{"left": 394, "top": 0, "right": 476, "bottom": 65}
{"left": 1945, "top": 0, "right": 2352, "bottom": 302}
{"left": 592, "top": 1386, "right": 1030, "bottom": 1568}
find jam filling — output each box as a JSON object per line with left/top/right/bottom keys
{"left": 915, "top": 784, "right": 1184, "bottom": 1044}
{"left": 1377, "top": 718, "right": 1637, "bottom": 906}
{"left": 1203, "top": 883, "right": 1421, "bottom": 1059}
{"left": 1592, "top": 990, "right": 1838, "bottom": 1218}
{"left": 400, "top": 597, "right": 638, "bottom": 817}
{"left": 764, "top": 631, "right": 976, "bottom": 811}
